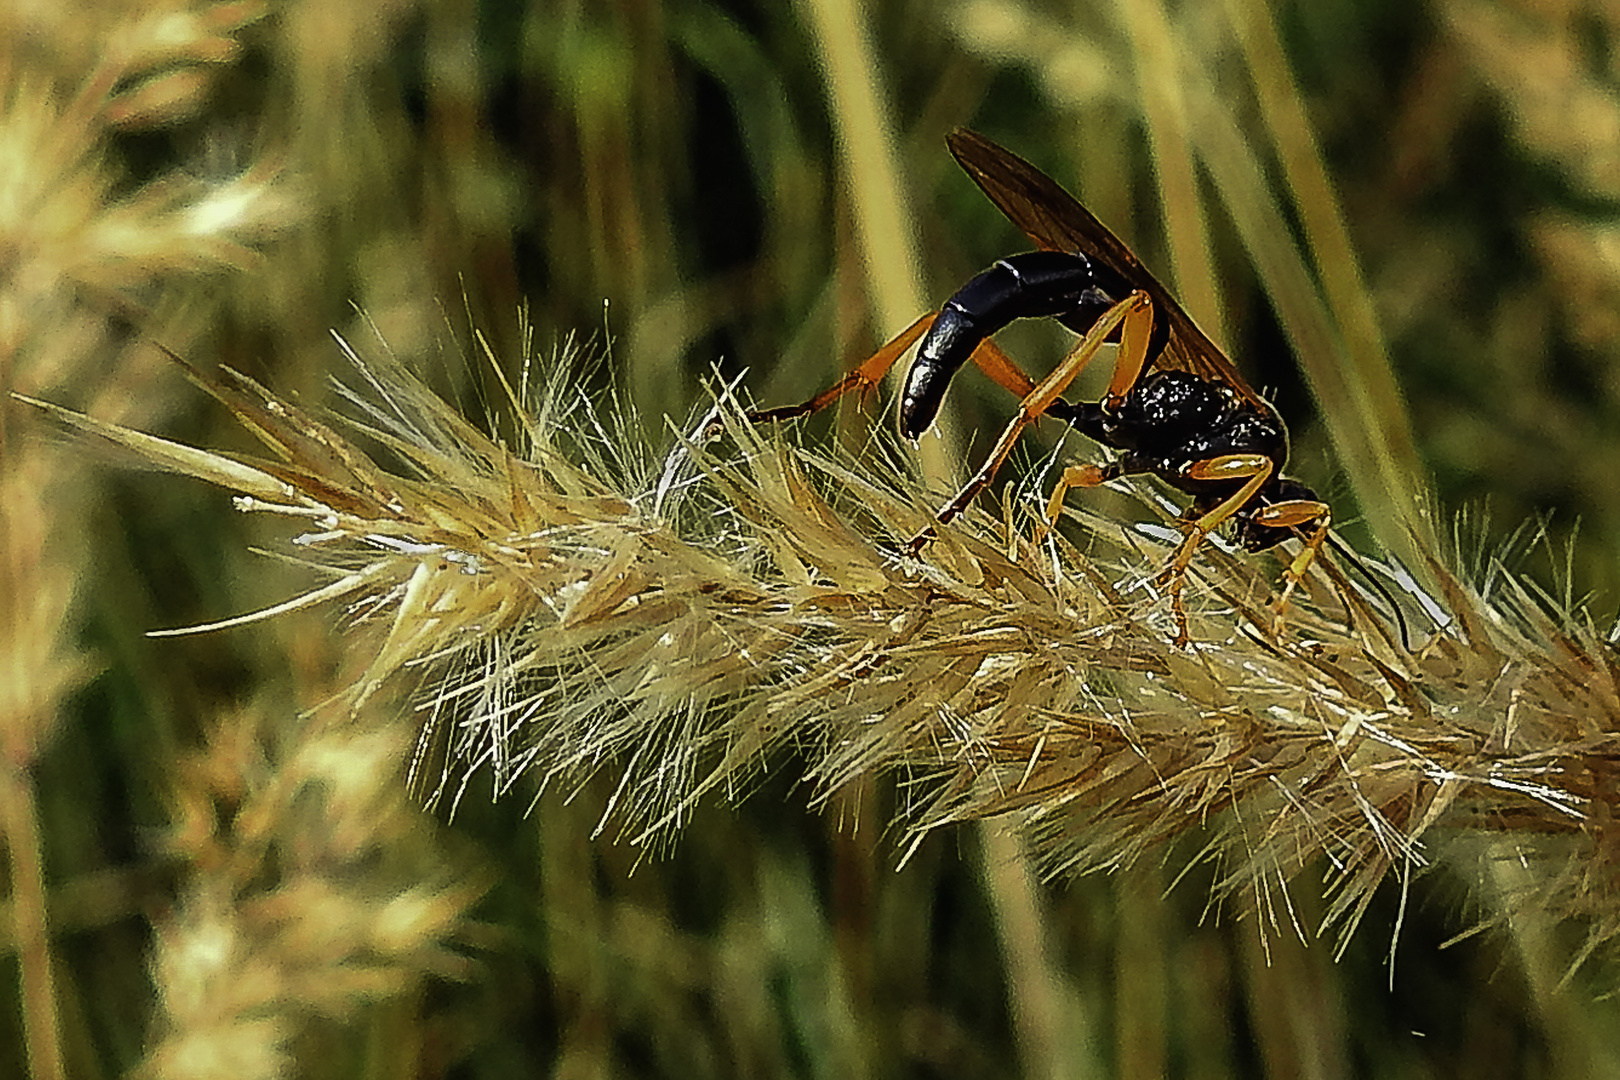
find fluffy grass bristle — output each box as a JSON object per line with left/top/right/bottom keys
{"left": 21, "top": 327, "right": 1620, "bottom": 975}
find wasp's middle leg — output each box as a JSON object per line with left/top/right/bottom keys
{"left": 1034, "top": 462, "right": 1118, "bottom": 542}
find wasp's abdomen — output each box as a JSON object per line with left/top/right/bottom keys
{"left": 900, "top": 250, "right": 1126, "bottom": 439}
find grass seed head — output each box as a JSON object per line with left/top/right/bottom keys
{"left": 27, "top": 328, "right": 1620, "bottom": 969}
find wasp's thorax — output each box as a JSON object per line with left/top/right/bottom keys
{"left": 1050, "top": 371, "right": 1309, "bottom": 552}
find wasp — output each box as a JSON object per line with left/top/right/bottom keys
{"left": 751, "top": 129, "right": 1333, "bottom": 645}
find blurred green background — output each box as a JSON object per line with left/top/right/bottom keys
{"left": 6, "top": 0, "right": 1620, "bottom": 1076}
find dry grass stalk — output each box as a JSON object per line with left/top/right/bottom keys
{"left": 0, "top": 446, "right": 94, "bottom": 1080}
{"left": 19, "top": 329, "right": 1620, "bottom": 972}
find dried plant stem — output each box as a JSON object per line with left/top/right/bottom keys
{"left": 1119, "top": 0, "right": 1226, "bottom": 345}
{"left": 1219, "top": 0, "right": 1426, "bottom": 522}
{"left": 0, "top": 450, "right": 89, "bottom": 1080}
{"left": 978, "top": 824, "right": 1089, "bottom": 1080}
{"left": 0, "top": 762, "right": 60, "bottom": 1080}
{"left": 793, "top": 0, "right": 962, "bottom": 483}
{"left": 796, "top": 11, "right": 1073, "bottom": 1057}
{"left": 794, "top": 0, "right": 928, "bottom": 336}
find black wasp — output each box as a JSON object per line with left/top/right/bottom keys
{"left": 751, "top": 129, "right": 1332, "bottom": 645}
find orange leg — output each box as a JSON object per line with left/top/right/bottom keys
{"left": 1033, "top": 463, "right": 1114, "bottom": 543}
{"left": 747, "top": 316, "right": 1040, "bottom": 425}
{"left": 1247, "top": 499, "right": 1331, "bottom": 637}
{"left": 747, "top": 313, "right": 935, "bottom": 424}
{"left": 908, "top": 291, "right": 1153, "bottom": 552}
{"left": 970, "top": 337, "right": 1038, "bottom": 400}
{"left": 1152, "top": 454, "right": 1276, "bottom": 646}
{"left": 1103, "top": 293, "right": 1156, "bottom": 407}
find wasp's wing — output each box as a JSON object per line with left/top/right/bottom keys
{"left": 946, "top": 129, "right": 1265, "bottom": 407}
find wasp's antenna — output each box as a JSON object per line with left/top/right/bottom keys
{"left": 1326, "top": 532, "right": 1414, "bottom": 652}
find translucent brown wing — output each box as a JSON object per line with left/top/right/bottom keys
{"left": 946, "top": 128, "right": 1268, "bottom": 409}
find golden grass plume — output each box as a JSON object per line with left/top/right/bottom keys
{"left": 18, "top": 326, "right": 1620, "bottom": 971}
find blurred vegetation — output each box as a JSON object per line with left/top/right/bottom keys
{"left": 5, "top": 0, "right": 1620, "bottom": 1077}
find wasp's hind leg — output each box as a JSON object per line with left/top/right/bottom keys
{"left": 908, "top": 291, "right": 1153, "bottom": 553}
{"left": 745, "top": 313, "right": 937, "bottom": 425}
{"left": 744, "top": 313, "right": 1043, "bottom": 427}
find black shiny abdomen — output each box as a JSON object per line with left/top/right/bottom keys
{"left": 900, "top": 250, "right": 1132, "bottom": 439}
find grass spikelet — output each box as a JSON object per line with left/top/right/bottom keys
{"left": 99, "top": 2, "right": 269, "bottom": 129}
{"left": 140, "top": 702, "right": 479, "bottom": 1080}
{"left": 25, "top": 327, "right": 1620, "bottom": 974}
{"left": 1442, "top": 2, "right": 1620, "bottom": 361}
{"left": 0, "top": 36, "right": 284, "bottom": 305}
